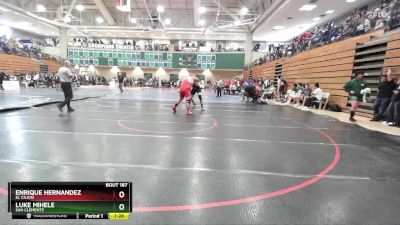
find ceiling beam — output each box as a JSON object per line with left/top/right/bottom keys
{"left": 92, "top": 0, "right": 116, "bottom": 25}
{"left": 193, "top": 0, "right": 200, "bottom": 27}
{"left": 211, "top": 0, "right": 240, "bottom": 22}
{"left": 142, "top": 0, "right": 154, "bottom": 25}
{"left": 66, "top": 0, "right": 77, "bottom": 15}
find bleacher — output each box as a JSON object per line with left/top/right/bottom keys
{"left": 0, "top": 54, "right": 40, "bottom": 75}
{"left": 244, "top": 29, "right": 400, "bottom": 118}
{"left": 0, "top": 53, "right": 61, "bottom": 75}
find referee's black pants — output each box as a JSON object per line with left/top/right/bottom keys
{"left": 60, "top": 82, "right": 73, "bottom": 109}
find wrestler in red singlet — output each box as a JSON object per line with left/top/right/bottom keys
{"left": 173, "top": 76, "right": 195, "bottom": 115}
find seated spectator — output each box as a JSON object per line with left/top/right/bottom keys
{"left": 284, "top": 83, "right": 302, "bottom": 105}
{"left": 294, "top": 84, "right": 312, "bottom": 107}
{"left": 385, "top": 78, "right": 400, "bottom": 126}
{"left": 261, "top": 85, "right": 276, "bottom": 101}
{"left": 250, "top": 0, "right": 396, "bottom": 65}
{"left": 304, "top": 83, "right": 324, "bottom": 109}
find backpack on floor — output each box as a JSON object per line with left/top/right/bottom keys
{"left": 327, "top": 104, "right": 341, "bottom": 112}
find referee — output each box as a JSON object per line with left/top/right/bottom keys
{"left": 57, "top": 60, "right": 75, "bottom": 113}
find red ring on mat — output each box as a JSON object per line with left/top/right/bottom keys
{"left": 131, "top": 118, "right": 341, "bottom": 212}
{"left": 118, "top": 116, "right": 218, "bottom": 134}
{"left": 0, "top": 118, "right": 341, "bottom": 213}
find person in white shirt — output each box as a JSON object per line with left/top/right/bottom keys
{"left": 276, "top": 76, "right": 282, "bottom": 101}
{"left": 56, "top": 60, "right": 75, "bottom": 113}
{"left": 302, "top": 83, "right": 323, "bottom": 108}
{"left": 33, "top": 73, "right": 39, "bottom": 88}
{"left": 216, "top": 78, "right": 223, "bottom": 97}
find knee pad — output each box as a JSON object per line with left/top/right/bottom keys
{"left": 186, "top": 100, "right": 191, "bottom": 104}
{"left": 198, "top": 95, "right": 202, "bottom": 100}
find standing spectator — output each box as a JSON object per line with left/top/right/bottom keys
{"left": 371, "top": 69, "right": 395, "bottom": 121}
{"left": 265, "top": 78, "right": 271, "bottom": 88}
{"left": 225, "top": 79, "right": 231, "bottom": 95}
{"left": 33, "top": 73, "right": 39, "bottom": 88}
{"left": 216, "top": 78, "right": 223, "bottom": 98}
{"left": 344, "top": 70, "right": 368, "bottom": 122}
{"left": 0, "top": 70, "right": 8, "bottom": 90}
{"left": 276, "top": 76, "right": 283, "bottom": 101}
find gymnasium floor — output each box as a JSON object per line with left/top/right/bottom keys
{"left": 0, "top": 88, "right": 400, "bottom": 224}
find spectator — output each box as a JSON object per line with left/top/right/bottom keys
{"left": 251, "top": 0, "right": 397, "bottom": 66}
{"left": 371, "top": 69, "right": 395, "bottom": 121}
{"left": 0, "top": 70, "right": 8, "bottom": 90}
{"left": 295, "top": 84, "right": 312, "bottom": 108}
{"left": 385, "top": 78, "right": 400, "bottom": 126}
{"left": 304, "top": 83, "right": 324, "bottom": 109}
{"left": 284, "top": 83, "right": 302, "bottom": 105}
{"left": 225, "top": 79, "right": 231, "bottom": 95}
{"left": 216, "top": 78, "right": 223, "bottom": 97}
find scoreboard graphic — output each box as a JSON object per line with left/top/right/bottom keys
{"left": 67, "top": 48, "right": 245, "bottom": 70}
{"left": 68, "top": 49, "right": 173, "bottom": 69}
{"left": 8, "top": 182, "right": 132, "bottom": 220}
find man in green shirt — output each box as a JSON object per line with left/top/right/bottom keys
{"left": 344, "top": 70, "right": 368, "bottom": 122}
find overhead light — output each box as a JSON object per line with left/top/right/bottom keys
{"left": 346, "top": 0, "right": 357, "bottom": 2}
{"left": 75, "top": 4, "right": 85, "bottom": 12}
{"left": 313, "top": 17, "right": 321, "bottom": 21}
{"left": 199, "top": 19, "right": 205, "bottom": 26}
{"left": 121, "top": 33, "right": 125, "bottom": 35}
{"left": 199, "top": 6, "right": 206, "bottom": 14}
{"left": 63, "top": 16, "right": 71, "bottom": 23}
{"left": 164, "top": 18, "right": 171, "bottom": 25}
{"left": 130, "top": 18, "right": 137, "bottom": 23}
{"left": 36, "top": 4, "right": 46, "bottom": 12}
{"left": 0, "top": 7, "right": 9, "bottom": 12}
{"left": 18, "top": 21, "right": 32, "bottom": 26}
{"left": 176, "top": 34, "right": 181, "bottom": 37}
{"left": 220, "top": 35, "right": 224, "bottom": 38}
{"left": 157, "top": 5, "right": 164, "bottom": 13}
{"left": 273, "top": 26, "right": 285, "bottom": 30}
{"left": 240, "top": 7, "right": 248, "bottom": 15}
{"left": 96, "top": 17, "right": 104, "bottom": 24}
{"left": 326, "top": 10, "right": 335, "bottom": 14}
{"left": 234, "top": 20, "right": 241, "bottom": 25}
{"left": 299, "top": 5, "right": 317, "bottom": 11}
